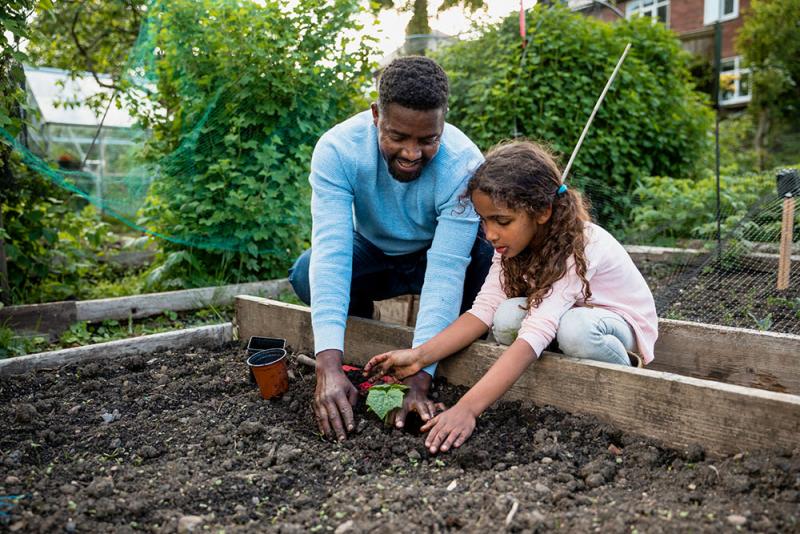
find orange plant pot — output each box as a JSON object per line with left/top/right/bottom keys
{"left": 247, "top": 348, "right": 289, "bottom": 400}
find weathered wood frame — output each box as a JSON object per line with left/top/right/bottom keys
{"left": 0, "top": 323, "right": 232, "bottom": 375}
{"left": 236, "top": 296, "right": 800, "bottom": 457}
{"left": 0, "top": 279, "right": 290, "bottom": 338}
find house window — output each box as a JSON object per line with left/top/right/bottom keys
{"left": 626, "top": 0, "right": 669, "bottom": 25}
{"left": 704, "top": 0, "right": 738, "bottom": 25}
{"left": 719, "top": 56, "right": 751, "bottom": 106}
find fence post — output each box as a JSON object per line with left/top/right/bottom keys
{"left": 776, "top": 169, "right": 799, "bottom": 290}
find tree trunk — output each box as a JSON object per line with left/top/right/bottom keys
{"left": 0, "top": 147, "right": 11, "bottom": 306}
{"left": 0, "top": 208, "right": 10, "bottom": 306}
{"left": 405, "top": 0, "right": 431, "bottom": 56}
{"left": 753, "top": 108, "right": 770, "bottom": 172}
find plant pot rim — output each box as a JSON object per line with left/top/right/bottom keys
{"left": 247, "top": 348, "right": 287, "bottom": 367}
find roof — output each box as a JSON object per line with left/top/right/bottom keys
{"left": 24, "top": 65, "right": 139, "bottom": 129}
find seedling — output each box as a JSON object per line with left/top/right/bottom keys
{"left": 366, "top": 384, "right": 409, "bottom": 423}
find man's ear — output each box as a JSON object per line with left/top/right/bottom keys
{"left": 537, "top": 205, "right": 553, "bottom": 225}
{"left": 371, "top": 103, "right": 379, "bottom": 126}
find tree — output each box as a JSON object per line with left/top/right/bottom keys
{"left": 1, "top": 0, "right": 40, "bottom": 304}
{"left": 27, "top": 0, "right": 147, "bottom": 88}
{"left": 737, "top": 0, "right": 800, "bottom": 168}
{"left": 434, "top": 5, "right": 713, "bottom": 231}
{"left": 374, "top": 0, "right": 486, "bottom": 55}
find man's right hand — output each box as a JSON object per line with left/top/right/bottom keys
{"left": 314, "top": 349, "right": 358, "bottom": 441}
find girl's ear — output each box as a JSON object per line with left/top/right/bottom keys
{"left": 537, "top": 205, "right": 553, "bottom": 225}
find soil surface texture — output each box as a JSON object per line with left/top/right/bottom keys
{"left": 2, "top": 343, "right": 798, "bottom": 533}
{"left": 640, "top": 261, "right": 800, "bottom": 335}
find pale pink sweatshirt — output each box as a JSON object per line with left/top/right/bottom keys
{"left": 467, "top": 223, "right": 658, "bottom": 364}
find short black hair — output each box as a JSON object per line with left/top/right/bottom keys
{"left": 378, "top": 56, "right": 449, "bottom": 112}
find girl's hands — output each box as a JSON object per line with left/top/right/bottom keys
{"left": 420, "top": 403, "right": 476, "bottom": 454}
{"left": 364, "top": 348, "right": 423, "bottom": 381}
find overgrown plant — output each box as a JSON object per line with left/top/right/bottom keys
{"left": 627, "top": 166, "right": 799, "bottom": 245}
{"left": 127, "top": 0, "right": 376, "bottom": 289}
{"left": 434, "top": 5, "right": 712, "bottom": 230}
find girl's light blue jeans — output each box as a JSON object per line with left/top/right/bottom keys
{"left": 492, "top": 298, "right": 636, "bottom": 367}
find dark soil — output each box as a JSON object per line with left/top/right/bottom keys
{"left": 639, "top": 261, "right": 800, "bottom": 335}
{"left": 1, "top": 343, "right": 798, "bottom": 532}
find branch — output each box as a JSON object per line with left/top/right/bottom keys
{"left": 69, "top": 2, "right": 120, "bottom": 91}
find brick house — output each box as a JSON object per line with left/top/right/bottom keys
{"left": 569, "top": 0, "right": 752, "bottom": 107}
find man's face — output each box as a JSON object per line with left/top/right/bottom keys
{"left": 371, "top": 102, "right": 445, "bottom": 183}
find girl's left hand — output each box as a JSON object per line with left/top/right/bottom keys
{"left": 420, "top": 403, "right": 476, "bottom": 454}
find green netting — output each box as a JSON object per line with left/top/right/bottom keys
{"left": 3, "top": 0, "right": 374, "bottom": 258}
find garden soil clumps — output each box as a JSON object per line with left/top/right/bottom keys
{"left": 1, "top": 343, "right": 799, "bottom": 532}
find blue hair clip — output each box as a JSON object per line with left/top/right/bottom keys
{"left": 557, "top": 183, "right": 568, "bottom": 196}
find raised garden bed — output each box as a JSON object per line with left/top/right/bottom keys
{"left": 2, "top": 296, "right": 799, "bottom": 532}
{"left": 2, "top": 343, "right": 798, "bottom": 532}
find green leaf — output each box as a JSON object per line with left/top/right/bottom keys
{"left": 366, "top": 384, "right": 409, "bottom": 422}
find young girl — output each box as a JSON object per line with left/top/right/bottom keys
{"left": 364, "top": 140, "right": 658, "bottom": 454}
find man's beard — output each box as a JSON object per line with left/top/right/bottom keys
{"left": 387, "top": 156, "right": 425, "bottom": 183}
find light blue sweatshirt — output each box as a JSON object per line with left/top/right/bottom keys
{"left": 309, "top": 110, "right": 483, "bottom": 374}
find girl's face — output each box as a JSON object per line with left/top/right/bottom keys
{"left": 472, "top": 190, "right": 552, "bottom": 258}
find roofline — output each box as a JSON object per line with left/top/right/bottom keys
{"left": 23, "top": 64, "right": 115, "bottom": 82}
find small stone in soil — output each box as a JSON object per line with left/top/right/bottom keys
{"left": 177, "top": 515, "right": 204, "bottom": 533}
{"left": 139, "top": 445, "right": 159, "bottom": 459}
{"left": 86, "top": 476, "right": 114, "bottom": 498}
{"left": 586, "top": 473, "right": 605, "bottom": 488}
{"left": 726, "top": 514, "right": 747, "bottom": 527}
{"left": 14, "top": 403, "right": 38, "bottom": 424}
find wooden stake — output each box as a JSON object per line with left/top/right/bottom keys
{"left": 778, "top": 195, "right": 795, "bottom": 290}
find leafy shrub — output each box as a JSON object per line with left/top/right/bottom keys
{"left": 628, "top": 166, "right": 799, "bottom": 244}
{"left": 434, "top": 5, "right": 712, "bottom": 229}
{"left": 2, "top": 194, "right": 138, "bottom": 303}
{"left": 132, "top": 0, "right": 375, "bottom": 289}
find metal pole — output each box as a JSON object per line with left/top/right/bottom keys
{"left": 713, "top": 21, "right": 722, "bottom": 261}
{"left": 561, "top": 43, "right": 631, "bottom": 183}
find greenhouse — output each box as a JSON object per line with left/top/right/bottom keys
{"left": 23, "top": 65, "right": 148, "bottom": 207}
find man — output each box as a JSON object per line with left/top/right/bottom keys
{"left": 289, "top": 56, "right": 492, "bottom": 441}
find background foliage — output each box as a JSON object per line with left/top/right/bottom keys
{"left": 434, "top": 5, "right": 713, "bottom": 230}
{"left": 737, "top": 0, "right": 800, "bottom": 169}
{"left": 128, "top": 0, "right": 376, "bottom": 289}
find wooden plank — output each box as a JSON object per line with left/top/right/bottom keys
{"left": 651, "top": 319, "right": 800, "bottom": 395}
{"left": 235, "top": 297, "right": 800, "bottom": 456}
{"left": 77, "top": 279, "right": 291, "bottom": 322}
{"left": 0, "top": 279, "right": 289, "bottom": 338}
{"left": 0, "top": 323, "right": 233, "bottom": 376}
{"left": 0, "top": 301, "right": 77, "bottom": 339}
{"left": 624, "top": 244, "right": 800, "bottom": 272}
{"left": 350, "top": 297, "right": 800, "bottom": 395}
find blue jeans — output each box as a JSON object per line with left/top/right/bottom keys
{"left": 492, "top": 298, "right": 636, "bottom": 366}
{"left": 289, "top": 231, "right": 494, "bottom": 319}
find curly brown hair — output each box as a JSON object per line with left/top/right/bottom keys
{"left": 465, "top": 140, "right": 593, "bottom": 310}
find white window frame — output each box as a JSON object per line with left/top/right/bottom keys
{"left": 719, "top": 56, "right": 751, "bottom": 106}
{"left": 704, "top": 0, "right": 739, "bottom": 25}
{"left": 626, "top": 0, "right": 670, "bottom": 26}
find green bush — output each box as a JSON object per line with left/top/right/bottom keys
{"left": 132, "top": 0, "right": 375, "bottom": 289}
{"left": 434, "top": 5, "right": 712, "bottom": 229}
{"left": 628, "top": 166, "right": 799, "bottom": 244}
{"left": 1, "top": 191, "right": 135, "bottom": 302}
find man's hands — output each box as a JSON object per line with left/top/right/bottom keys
{"left": 386, "top": 371, "right": 444, "bottom": 429}
{"left": 364, "top": 348, "right": 424, "bottom": 381}
{"left": 420, "top": 402, "right": 477, "bottom": 454}
{"left": 313, "top": 349, "right": 358, "bottom": 441}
